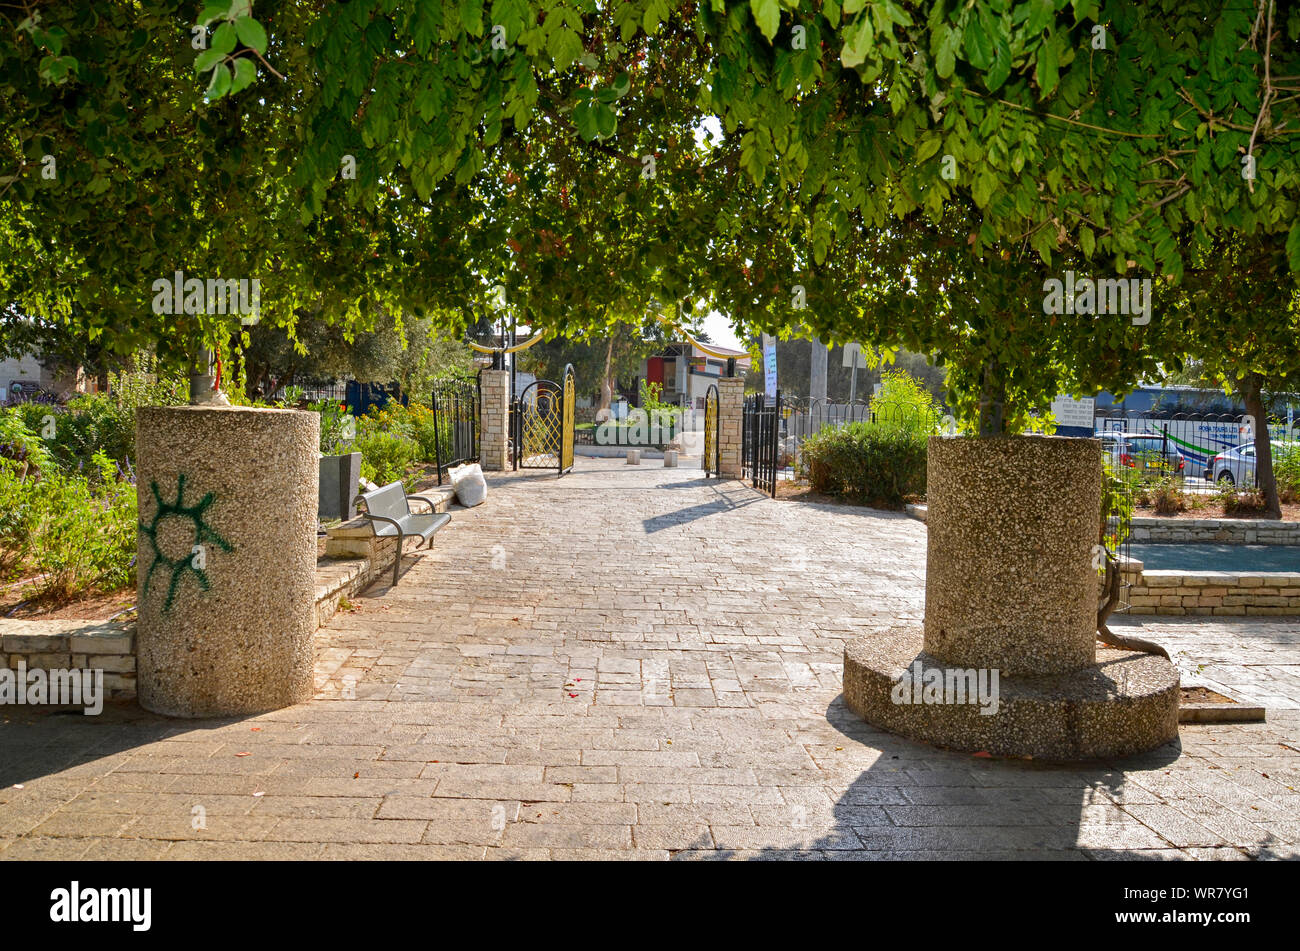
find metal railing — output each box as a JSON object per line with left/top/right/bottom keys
{"left": 430, "top": 378, "right": 479, "bottom": 485}
{"left": 743, "top": 392, "right": 782, "bottom": 497}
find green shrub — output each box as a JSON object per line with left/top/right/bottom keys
{"left": 5, "top": 360, "right": 186, "bottom": 474}
{"left": 799, "top": 421, "right": 928, "bottom": 506}
{"left": 1275, "top": 444, "right": 1300, "bottom": 503}
{"left": 868, "top": 369, "right": 941, "bottom": 435}
{"left": 0, "top": 459, "right": 40, "bottom": 577}
{"left": 309, "top": 398, "right": 359, "bottom": 456}
{"left": 0, "top": 410, "right": 53, "bottom": 471}
{"left": 355, "top": 428, "right": 417, "bottom": 487}
{"left": 0, "top": 455, "right": 136, "bottom": 599}
{"left": 1213, "top": 480, "right": 1268, "bottom": 516}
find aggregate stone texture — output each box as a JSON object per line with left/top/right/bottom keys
{"left": 924, "top": 435, "right": 1101, "bottom": 676}
{"left": 843, "top": 626, "right": 1180, "bottom": 760}
{"left": 134, "top": 406, "right": 319, "bottom": 717}
{"left": 2, "top": 459, "right": 1299, "bottom": 860}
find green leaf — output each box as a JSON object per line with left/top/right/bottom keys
{"left": 198, "top": 1, "right": 232, "bottom": 27}
{"left": 195, "top": 46, "right": 224, "bottom": 73}
{"left": 230, "top": 57, "right": 256, "bottom": 93}
{"left": 573, "top": 102, "right": 598, "bottom": 140}
{"left": 595, "top": 102, "right": 616, "bottom": 139}
{"left": 212, "top": 21, "right": 238, "bottom": 56}
{"left": 840, "top": 15, "right": 874, "bottom": 69}
{"left": 459, "top": 0, "right": 485, "bottom": 35}
{"left": 964, "top": 14, "right": 993, "bottom": 70}
{"left": 549, "top": 28, "right": 583, "bottom": 70}
{"left": 1035, "top": 35, "right": 1059, "bottom": 98}
{"left": 917, "top": 137, "right": 942, "bottom": 162}
{"left": 935, "top": 27, "right": 958, "bottom": 79}
{"left": 205, "top": 63, "right": 232, "bottom": 100}
{"left": 234, "top": 16, "right": 267, "bottom": 55}
{"left": 1288, "top": 220, "right": 1300, "bottom": 274}
{"left": 750, "top": 0, "right": 780, "bottom": 42}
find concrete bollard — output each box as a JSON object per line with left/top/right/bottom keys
{"left": 626, "top": 449, "right": 641, "bottom": 465}
{"left": 135, "top": 406, "right": 318, "bottom": 717}
{"left": 663, "top": 450, "right": 678, "bottom": 467}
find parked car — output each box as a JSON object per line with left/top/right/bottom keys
{"left": 1096, "top": 431, "right": 1186, "bottom": 476}
{"left": 1205, "top": 441, "right": 1298, "bottom": 486}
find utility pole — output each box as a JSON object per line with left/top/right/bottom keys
{"left": 809, "top": 338, "right": 827, "bottom": 405}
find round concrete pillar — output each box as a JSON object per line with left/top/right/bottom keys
{"left": 135, "top": 406, "right": 318, "bottom": 717}
{"left": 923, "top": 434, "right": 1101, "bottom": 676}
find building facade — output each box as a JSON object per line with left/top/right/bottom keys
{"left": 641, "top": 342, "right": 751, "bottom": 409}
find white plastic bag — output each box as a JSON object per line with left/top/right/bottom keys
{"left": 449, "top": 462, "right": 487, "bottom": 507}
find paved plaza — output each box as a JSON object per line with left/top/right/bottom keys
{"left": 1, "top": 458, "right": 1298, "bottom": 860}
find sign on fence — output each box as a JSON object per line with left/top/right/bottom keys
{"left": 1051, "top": 395, "right": 1095, "bottom": 433}
{"left": 762, "top": 334, "right": 777, "bottom": 400}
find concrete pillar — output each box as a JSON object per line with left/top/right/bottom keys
{"left": 479, "top": 369, "right": 510, "bottom": 471}
{"left": 134, "top": 406, "right": 318, "bottom": 717}
{"left": 923, "top": 435, "right": 1101, "bottom": 676}
{"left": 809, "top": 338, "right": 827, "bottom": 404}
{"left": 718, "top": 377, "right": 744, "bottom": 479}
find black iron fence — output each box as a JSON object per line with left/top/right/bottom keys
{"left": 430, "top": 378, "right": 479, "bottom": 485}
{"left": 778, "top": 398, "right": 945, "bottom": 469}
{"left": 743, "top": 392, "right": 782, "bottom": 497}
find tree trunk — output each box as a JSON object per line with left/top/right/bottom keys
{"left": 597, "top": 335, "right": 615, "bottom": 414}
{"left": 978, "top": 364, "right": 1006, "bottom": 436}
{"left": 1243, "top": 372, "right": 1282, "bottom": 519}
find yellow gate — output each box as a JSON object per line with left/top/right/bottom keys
{"left": 561, "top": 364, "right": 575, "bottom": 474}
{"left": 514, "top": 364, "right": 576, "bottom": 476}
{"left": 703, "top": 383, "right": 719, "bottom": 476}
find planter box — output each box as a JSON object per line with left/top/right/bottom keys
{"left": 319, "top": 452, "right": 362, "bottom": 521}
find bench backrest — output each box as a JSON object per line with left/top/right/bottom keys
{"left": 360, "top": 482, "right": 408, "bottom": 520}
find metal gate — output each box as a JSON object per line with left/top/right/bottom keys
{"left": 703, "top": 383, "right": 720, "bottom": 477}
{"left": 742, "top": 391, "right": 781, "bottom": 497}
{"left": 430, "top": 377, "right": 479, "bottom": 486}
{"left": 514, "top": 364, "right": 575, "bottom": 475}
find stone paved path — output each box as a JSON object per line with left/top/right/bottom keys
{"left": 2, "top": 458, "right": 1298, "bottom": 860}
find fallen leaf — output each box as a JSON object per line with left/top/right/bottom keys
{"left": 250, "top": 727, "right": 261, "bottom": 732}
{"left": 973, "top": 751, "right": 992, "bottom": 758}
{"left": 353, "top": 772, "right": 360, "bottom": 778}
{"left": 568, "top": 693, "right": 578, "bottom": 698}
{"left": 235, "top": 751, "right": 251, "bottom": 757}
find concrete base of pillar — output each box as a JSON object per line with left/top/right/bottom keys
{"left": 843, "top": 626, "right": 1180, "bottom": 760}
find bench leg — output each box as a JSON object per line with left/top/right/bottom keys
{"left": 393, "top": 535, "right": 405, "bottom": 587}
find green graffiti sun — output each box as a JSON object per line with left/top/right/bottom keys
{"left": 140, "top": 474, "right": 233, "bottom": 613}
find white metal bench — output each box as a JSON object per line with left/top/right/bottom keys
{"left": 353, "top": 482, "right": 451, "bottom": 586}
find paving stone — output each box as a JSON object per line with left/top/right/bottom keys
{"left": 2, "top": 459, "right": 1299, "bottom": 858}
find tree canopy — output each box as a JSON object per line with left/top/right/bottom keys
{"left": 3, "top": 1, "right": 1298, "bottom": 425}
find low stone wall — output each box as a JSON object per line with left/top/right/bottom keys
{"left": 1122, "top": 564, "right": 1300, "bottom": 616}
{"left": 0, "top": 620, "right": 136, "bottom": 699}
{"left": 1, "top": 485, "right": 458, "bottom": 705}
{"left": 1129, "top": 517, "right": 1300, "bottom": 545}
